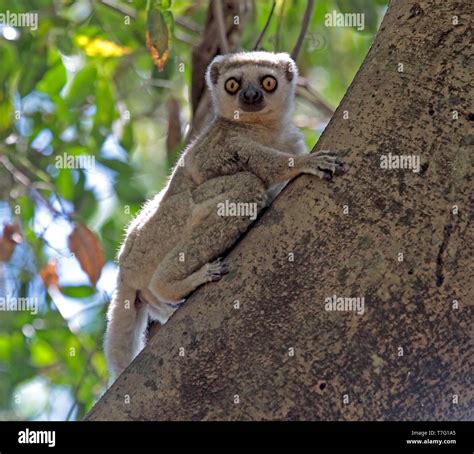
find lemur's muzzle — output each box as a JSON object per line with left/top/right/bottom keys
{"left": 239, "top": 85, "right": 265, "bottom": 112}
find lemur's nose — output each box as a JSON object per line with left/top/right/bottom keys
{"left": 240, "top": 86, "right": 263, "bottom": 104}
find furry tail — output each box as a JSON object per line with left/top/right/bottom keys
{"left": 104, "top": 276, "right": 149, "bottom": 381}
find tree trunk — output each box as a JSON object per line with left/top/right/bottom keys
{"left": 87, "top": 0, "right": 472, "bottom": 421}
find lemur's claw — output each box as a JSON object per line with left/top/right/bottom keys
{"left": 222, "top": 263, "right": 229, "bottom": 273}
{"left": 206, "top": 258, "right": 229, "bottom": 282}
{"left": 319, "top": 168, "right": 333, "bottom": 180}
{"left": 166, "top": 299, "right": 186, "bottom": 309}
{"left": 334, "top": 163, "right": 345, "bottom": 175}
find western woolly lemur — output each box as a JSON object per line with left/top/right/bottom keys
{"left": 105, "top": 51, "right": 343, "bottom": 379}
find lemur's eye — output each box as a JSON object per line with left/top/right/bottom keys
{"left": 261, "top": 75, "right": 277, "bottom": 92}
{"left": 225, "top": 78, "right": 240, "bottom": 94}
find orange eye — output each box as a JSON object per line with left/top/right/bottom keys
{"left": 225, "top": 78, "right": 240, "bottom": 94}
{"left": 261, "top": 76, "right": 277, "bottom": 92}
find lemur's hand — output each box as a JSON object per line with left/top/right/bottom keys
{"left": 306, "top": 150, "right": 345, "bottom": 180}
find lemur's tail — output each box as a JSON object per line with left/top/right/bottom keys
{"left": 104, "top": 275, "right": 148, "bottom": 381}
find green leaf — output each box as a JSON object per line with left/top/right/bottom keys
{"left": 97, "top": 157, "right": 132, "bottom": 176}
{"left": 64, "top": 64, "right": 97, "bottom": 108}
{"left": 73, "top": 168, "right": 86, "bottom": 204}
{"left": 31, "top": 339, "right": 57, "bottom": 367}
{"left": 0, "top": 45, "right": 16, "bottom": 85}
{"left": 16, "top": 195, "right": 35, "bottom": 222}
{"left": 120, "top": 121, "right": 133, "bottom": 152}
{"left": 115, "top": 175, "right": 144, "bottom": 203}
{"left": 157, "top": 0, "right": 172, "bottom": 9}
{"left": 37, "top": 62, "right": 67, "bottom": 97}
{"left": 94, "top": 77, "right": 116, "bottom": 128}
{"left": 18, "top": 55, "right": 48, "bottom": 97}
{"left": 54, "top": 28, "right": 74, "bottom": 55}
{"left": 0, "top": 94, "right": 13, "bottom": 134}
{"left": 91, "top": 351, "right": 107, "bottom": 377}
{"left": 0, "top": 335, "right": 11, "bottom": 361}
{"left": 56, "top": 168, "right": 74, "bottom": 201}
{"left": 74, "top": 190, "right": 98, "bottom": 222}
{"left": 146, "top": 0, "right": 172, "bottom": 71}
{"left": 60, "top": 285, "right": 95, "bottom": 298}
{"left": 147, "top": 7, "right": 169, "bottom": 53}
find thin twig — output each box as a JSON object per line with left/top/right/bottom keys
{"left": 291, "top": 0, "right": 314, "bottom": 61}
{"left": 175, "top": 16, "right": 202, "bottom": 34}
{"left": 296, "top": 77, "right": 335, "bottom": 118}
{"left": 65, "top": 346, "right": 95, "bottom": 421}
{"left": 213, "top": 0, "right": 229, "bottom": 54}
{"left": 253, "top": 0, "right": 276, "bottom": 50}
{"left": 100, "top": 0, "right": 137, "bottom": 19}
{"left": 0, "top": 155, "right": 69, "bottom": 220}
{"left": 275, "top": 0, "right": 285, "bottom": 51}
{"left": 174, "top": 29, "right": 198, "bottom": 46}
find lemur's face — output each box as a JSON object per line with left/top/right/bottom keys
{"left": 206, "top": 52, "right": 298, "bottom": 125}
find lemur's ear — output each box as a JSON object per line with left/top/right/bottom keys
{"left": 206, "top": 55, "right": 225, "bottom": 88}
{"left": 209, "top": 61, "right": 220, "bottom": 84}
{"left": 282, "top": 59, "right": 298, "bottom": 82}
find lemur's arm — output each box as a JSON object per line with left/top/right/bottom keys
{"left": 238, "top": 142, "right": 343, "bottom": 187}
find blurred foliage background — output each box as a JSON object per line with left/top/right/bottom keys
{"left": 0, "top": 0, "right": 387, "bottom": 420}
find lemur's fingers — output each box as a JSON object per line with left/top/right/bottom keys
{"left": 313, "top": 149, "right": 338, "bottom": 157}
{"left": 319, "top": 156, "right": 344, "bottom": 166}
{"left": 308, "top": 152, "right": 345, "bottom": 177}
{"left": 305, "top": 167, "right": 333, "bottom": 180}
{"left": 206, "top": 258, "right": 229, "bottom": 282}
{"left": 312, "top": 150, "right": 344, "bottom": 165}
{"left": 315, "top": 158, "right": 345, "bottom": 175}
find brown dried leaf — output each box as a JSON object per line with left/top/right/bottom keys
{"left": 145, "top": 4, "right": 170, "bottom": 72}
{"left": 39, "top": 260, "right": 59, "bottom": 288}
{"left": 146, "top": 31, "right": 169, "bottom": 72}
{"left": 0, "top": 224, "right": 22, "bottom": 262}
{"left": 68, "top": 224, "right": 104, "bottom": 287}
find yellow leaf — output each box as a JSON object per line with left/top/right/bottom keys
{"left": 75, "top": 35, "right": 131, "bottom": 57}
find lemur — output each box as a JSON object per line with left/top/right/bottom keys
{"left": 104, "top": 51, "right": 343, "bottom": 379}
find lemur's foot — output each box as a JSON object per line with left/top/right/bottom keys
{"left": 255, "top": 191, "right": 269, "bottom": 208}
{"left": 309, "top": 150, "right": 345, "bottom": 180}
{"left": 166, "top": 298, "right": 187, "bottom": 309}
{"left": 205, "top": 257, "right": 229, "bottom": 282}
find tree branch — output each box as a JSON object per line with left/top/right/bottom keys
{"left": 213, "top": 0, "right": 230, "bottom": 54}
{"left": 87, "top": 0, "right": 472, "bottom": 421}
{"left": 296, "top": 76, "right": 335, "bottom": 118}
{"left": 0, "top": 155, "right": 69, "bottom": 221}
{"left": 100, "top": 0, "right": 137, "bottom": 19}
{"left": 176, "top": 16, "right": 203, "bottom": 34}
{"left": 274, "top": 0, "right": 286, "bottom": 52}
{"left": 291, "top": 0, "right": 314, "bottom": 61}
{"left": 253, "top": 0, "right": 276, "bottom": 50}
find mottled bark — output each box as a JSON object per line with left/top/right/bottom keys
{"left": 87, "top": 0, "right": 473, "bottom": 421}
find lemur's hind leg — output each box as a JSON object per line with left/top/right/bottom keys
{"left": 148, "top": 172, "right": 266, "bottom": 303}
